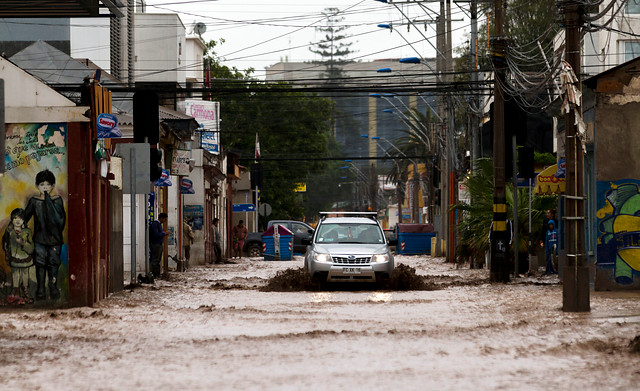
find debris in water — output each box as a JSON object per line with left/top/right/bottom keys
{"left": 262, "top": 264, "right": 435, "bottom": 292}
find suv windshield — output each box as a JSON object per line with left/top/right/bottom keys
{"left": 316, "top": 223, "right": 384, "bottom": 244}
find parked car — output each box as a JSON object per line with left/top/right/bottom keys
{"left": 302, "top": 212, "right": 396, "bottom": 283}
{"left": 243, "top": 220, "right": 314, "bottom": 257}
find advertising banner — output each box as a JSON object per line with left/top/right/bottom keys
{"left": 177, "top": 100, "right": 220, "bottom": 154}
{"left": 171, "top": 149, "right": 190, "bottom": 176}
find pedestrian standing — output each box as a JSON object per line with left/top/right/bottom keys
{"left": 232, "top": 220, "right": 248, "bottom": 258}
{"left": 541, "top": 209, "right": 558, "bottom": 242}
{"left": 212, "top": 218, "right": 222, "bottom": 264}
{"left": 183, "top": 218, "right": 195, "bottom": 269}
{"left": 150, "top": 213, "right": 169, "bottom": 278}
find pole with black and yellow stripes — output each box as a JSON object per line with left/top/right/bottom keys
{"left": 489, "top": 0, "right": 510, "bottom": 282}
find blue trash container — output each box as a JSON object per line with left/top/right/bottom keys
{"left": 262, "top": 224, "right": 293, "bottom": 261}
{"left": 396, "top": 223, "right": 435, "bottom": 255}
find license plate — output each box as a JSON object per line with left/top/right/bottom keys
{"left": 343, "top": 267, "right": 361, "bottom": 274}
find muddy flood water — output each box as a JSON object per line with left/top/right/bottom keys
{"left": 1, "top": 255, "right": 640, "bottom": 391}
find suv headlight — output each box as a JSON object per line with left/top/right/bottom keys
{"left": 313, "top": 252, "right": 332, "bottom": 263}
{"left": 371, "top": 253, "right": 389, "bottom": 263}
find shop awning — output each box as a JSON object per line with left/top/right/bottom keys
{"left": 534, "top": 164, "right": 565, "bottom": 195}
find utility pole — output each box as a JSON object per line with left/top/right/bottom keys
{"left": 490, "top": 0, "right": 510, "bottom": 282}
{"left": 562, "top": 2, "right": 590, "bottom": 312}
{"left": 437, "top": 0, "right": 448, "bottom": 257}
{"left": 446, "top": 0, "right": 456, "bottom": 262}
{"left": 470, "top": 0, "right": 480, "bottom": 172}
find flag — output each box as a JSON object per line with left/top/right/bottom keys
{"left": 255, "top": 133, "right": 261, "bottom": 160}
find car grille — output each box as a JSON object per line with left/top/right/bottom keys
{"left": 332, "top": 256, "right": 370, "bottom": 265}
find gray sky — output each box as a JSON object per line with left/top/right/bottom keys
{"left": 144, "top": 0, "right": 475, "bottom": 78}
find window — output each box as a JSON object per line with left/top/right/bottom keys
{"left": 625, "top": 42, "right": 640, "bottom": 62}
{"left": 292, "top": 223, "right": 308, "bottom": 235}
{"left": 628, "top": 0, "right": 640, "bottom": 14}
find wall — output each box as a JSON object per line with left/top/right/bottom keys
{"left": 593, "top": 74, "right": 640, "bottom": 290}
{"left": 135, "top": 13, "right": 186, "bottom": 85}
{"left": 0, "top": 123, "right": 68, "bottom": 304}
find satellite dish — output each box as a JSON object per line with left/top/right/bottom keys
{"left": 194, "top": 22, "right": 207, "bottom": 36}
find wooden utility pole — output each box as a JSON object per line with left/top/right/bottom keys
{"left": 562, "top": 3, "right": 590, "bottom": 312}
{"left": 490, "top": 0, "right": 510, "bottom": 282}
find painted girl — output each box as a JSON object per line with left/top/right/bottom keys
{"left": 2, "top": 208, "right": 35, "bottom": 304}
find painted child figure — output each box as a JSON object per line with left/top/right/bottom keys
{"left": 545, "top": 220, "right": 558, "bottom": 275}
{"left": 2, "top": 208, "right": 35, "bottom": 304}
{"left": 24, "top": 170, "right": 66, "bottom": 301}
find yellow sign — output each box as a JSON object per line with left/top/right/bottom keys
{"left": 294, "top": 183, "right": 307, "bottom": 192}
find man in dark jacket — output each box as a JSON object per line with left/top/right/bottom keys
{"left": 150, "top": 213, "right": 169, "bottom": 277}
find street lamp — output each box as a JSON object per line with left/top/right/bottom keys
{"left": 364, "top": 134, "right": 421, "bottom": 223}
{"left": 377, "top": 67, "right": 442, "bottom": 122}
{"left": 399, "top": 57, "right": 421, "bottom": 64}
{"left": 370, "top": 93, "right": 432, "bottom": 150}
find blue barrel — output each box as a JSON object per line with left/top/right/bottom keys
{"left": 396, "top": 224, "right": 436, "bottom": 255}
{"left": 262, "top": 224, "right": 293, "bottom": 261}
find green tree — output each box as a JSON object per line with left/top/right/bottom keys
{"left": 452, "top": 158, "right": 557, "bottom": 268}
{"left": 309, "top": 7, "right": 356, "bottom": 80}
{"left": 203, "top": 39, "right": 335, "bottom": 221}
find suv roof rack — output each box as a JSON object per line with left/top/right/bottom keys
{"left": 319, "top": 211, "right": 378, "bottom": 221}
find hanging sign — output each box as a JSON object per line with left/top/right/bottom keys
{"left": 97, "top": 113, "right": 122, "bottom": 138}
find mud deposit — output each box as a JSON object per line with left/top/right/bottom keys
{"left": 2, "top": 255, "right": 640, "bottom": 390}
{"left": 262, "top": 264, "right": 434, "bottom": 292}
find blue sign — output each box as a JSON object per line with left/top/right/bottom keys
{"left": 180, "top": 178, "right": 195, "bottom": 194}
{"left": 233, "top": 203, "right": 256, "bottom": 212}
{"left": 96, "top": 113, "right": 122, "bottom": 138}
{"left": 201, "top": 131, "right": 219, "bottom": 154}
{"left": 154, "top": 169, "right": 172, "bottom": 187}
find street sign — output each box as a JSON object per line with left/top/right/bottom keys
{"left": 121, "top": 143, "right": 151, "bottom": 194}
{"left": 233, "top": 203, "right": 255, "bottom": 212}
{"left": 258, "top": 203, "right": 272, "bottom": 217}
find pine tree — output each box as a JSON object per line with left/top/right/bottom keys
{"left": 309, "top": 7, "right": 356, "bottom": 80}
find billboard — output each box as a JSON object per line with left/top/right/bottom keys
{"left": 177, "top": 100, "right": 220, "bottom": 154}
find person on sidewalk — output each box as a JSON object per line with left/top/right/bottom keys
{"left": 232, "top": 220, "right": 248, "bottom": 258}
{"left": 150, "top": 213, "right": 169, "bottom": 278}
{"left": 183, "top": 218, "right": 195, "bottom": 269}
{"left": 212, "top": 218, "right": 222, "bottom": 264}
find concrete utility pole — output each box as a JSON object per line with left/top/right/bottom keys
{"left": 490, "top": 0, "right": 510, "bottom": 282}
{"left": 562, "top": 3, "right": 590, "bottom": 312}
{"left": 470, "top": 0, "right": 480, "bottom": 172}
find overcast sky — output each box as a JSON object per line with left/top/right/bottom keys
{"left": 144, "top": 0, "right": 477, "bottom": 78}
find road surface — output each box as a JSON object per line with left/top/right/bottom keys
{"left": 1, "top": 255, "right": 639, "bottom": 390}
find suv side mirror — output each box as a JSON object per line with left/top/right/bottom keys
{"left": 388, "top": 239, "right": 398, "bottom": 246}
{"left": 302, "top": 238, "right": 312, "bottom": 245}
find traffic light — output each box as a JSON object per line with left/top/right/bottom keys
{"left": 133, "top": 90, "right": 159, "bottom": 144}
{"left": 250, "top": 163, "right": 263, "bottom": 189}
{"left": 150, "top": 147, "right": 163, "bottom": 181}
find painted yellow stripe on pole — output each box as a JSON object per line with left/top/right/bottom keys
{"left": 493, "top": 204, "right": 506, "bottom": 213}
{"left": 493, "top": 221, "right": 506, "bottom": 231}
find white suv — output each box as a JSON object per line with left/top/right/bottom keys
{"left": 303, "top": 212, "right": 395, "bottom": 282}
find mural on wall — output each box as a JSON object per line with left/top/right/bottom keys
{"left": 597, "top": 180, "right": 640, "bottom": 285}
{"left": 1, "top": 123, "right": 67, "bottom": 305}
